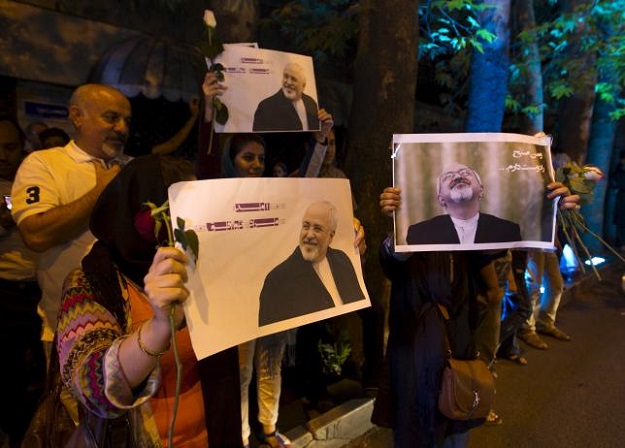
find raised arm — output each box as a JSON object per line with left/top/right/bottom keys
{"left": 151, "top": 98, "right": 200, "bottom": 155}
{"left": 17, "top": 161, "right": 120, "bottom": 252}
{"left": 118, "top": 247, "right": 189, "bottom": 387}
{"left": 201, "top": 71, "right": 228, "bottom": 124}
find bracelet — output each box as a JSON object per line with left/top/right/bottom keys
{"left": 137, "top": 323, "right": 168, "bottom": 358}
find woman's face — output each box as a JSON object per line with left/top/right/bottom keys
{"left": 273, "top": 163, "right": 287, "bottom": 177}
{"left": 233, "top": 141, "right": 265, "bottom": 177}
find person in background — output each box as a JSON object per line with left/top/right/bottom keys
{"left": 519, "top": 153, "right": 573, "bottom": 350}
{"left": 292, "top": 126, "right": 384, "bottom": 393}
{"left": 57, "top": 155, "right": 242, "bottom": 447}
{"left": 272, "top": 160, "right": 288, "bottom": 177}
{"left": 24, "top": 121, "right": 48, "bottom": 153}
{"left": 0, "top": 115, "right": 45, "bottom": 447}
{"left": 150, "top": 98, "right": 201, "bottom": 156}
{"left": 519, "top": 249, "right": 571, "bottom": 350}
{"left": 11, "top": 84, "right": 130, "bottom": 364}
{"left": 318, "top": 129, "right": 346, "bottom": 179}
{"left": 220, "top": 133, "right": 292, "bottom": 448}
{"left": 38, "top": 127, "right": 70, "bottom": 149}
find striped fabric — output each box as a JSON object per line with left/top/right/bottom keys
{"left": 57, "top": 268, "right": 162, "bottom": 445}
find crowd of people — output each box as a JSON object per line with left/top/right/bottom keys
{"left": 0, "top": 63, "right": 613, "bottom": 448}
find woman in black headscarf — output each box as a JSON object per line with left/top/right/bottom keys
{"left": 56, "top": 155, "right": 242, "bottom": 447}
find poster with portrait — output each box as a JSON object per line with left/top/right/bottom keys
{"left": 393, "top": 133, "right": 557, "bottom": 252}
{"left": 210, "top": 47, "right": 320, "bottom": 133}
{"left": 168, "top": 178, "right": 370, "bottom": 360}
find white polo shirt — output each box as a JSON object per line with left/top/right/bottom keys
{"left": 11, "top": 141, "right": 130, "bottom": 340}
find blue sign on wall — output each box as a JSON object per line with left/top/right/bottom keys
{"left": 24, "top": 101, "right": 69, "bottom": 119}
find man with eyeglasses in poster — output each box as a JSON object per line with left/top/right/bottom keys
{"left": 406, "top": 163, "right": 522, "bottom": 245}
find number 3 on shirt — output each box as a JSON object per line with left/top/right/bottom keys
{"left": 26, "top": 186, "right": 40, "bottom": 204}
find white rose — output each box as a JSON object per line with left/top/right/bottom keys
{"left": 583, "top": 166, "right": 603, "bottom": 181}
{"left": 203, "top": 10, "right": 217, "bottom": 28}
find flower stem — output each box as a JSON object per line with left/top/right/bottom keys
{"left": 167, "top": 306, "right": 182, "bottom": 448}
{"left": 571, "top": 225, "right": 601, "bottom": 281}
{"left": 208, "top": 119, "right": 214, "bottom": 155}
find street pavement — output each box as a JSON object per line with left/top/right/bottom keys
{"left": 343, "top": 260, "right": 625, "bottom": 448}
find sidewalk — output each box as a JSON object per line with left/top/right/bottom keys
{"left": 281, "top": 258, "right": 614, "bottom": 448}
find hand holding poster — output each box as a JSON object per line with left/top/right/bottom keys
{"left": 168, "top": 178, "right": 369, "bottom": 360}
{"left": 393, "top": 133, "right": 557, "bottom": 252}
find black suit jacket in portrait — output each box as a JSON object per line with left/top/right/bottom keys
{"left": 406, "top": 213, "right": 522, "bottom": 245}
{"left": 258, "top": 246, "right": 366, "bottom": 326}
{"left": 253, "top": 90, "right": 319, "bottom": 132}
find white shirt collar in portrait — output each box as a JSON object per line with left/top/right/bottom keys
{"left": 293, "top": 99, "right": 309, "bottom": 130}
{"left": 313, "top": 258, "right": 343, "bottom": 306}
{"left": 450, "top": 213, "right": 480, "bottom": 244}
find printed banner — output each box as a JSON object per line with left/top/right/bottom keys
{"left": 211, "top": 47, "right": 319, "bottom": 133}
{"left": 168, "top": 178, "right": 369, "bottom": 360}
{"left": 392, "top": 133, "right": 557, "bottom": 252}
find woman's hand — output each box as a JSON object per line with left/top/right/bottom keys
{"left": 314, "top": 109, "right": 334, "bottom": 144}
{"left": 546, "top": 181, "right": 581, "bottom": 210}
{"left": 118, "top": 247, "right": 190, "bottom": 384}
{"left": 379, "top": 187, "right": 401, "bottom": 216}
{"left": 202, "top": 71, "right": 228, "bottom": 122}
{"left": 144, "top": 246, "right": 190, "bottom": 329}
{"left": 353, "top": 217, "right": 366, "bottom": 256}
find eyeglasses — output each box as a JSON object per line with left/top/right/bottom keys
{"left": 439, "top": 168, "right": 474, "bottom": 184}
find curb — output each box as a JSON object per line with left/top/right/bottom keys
{"left": 286, "top": 398, "right": 375, "bottom": 448}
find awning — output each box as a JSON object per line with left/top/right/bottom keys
{"left": 89, "top": 36, "right": 206, "bottom": 102}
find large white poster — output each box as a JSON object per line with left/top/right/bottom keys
{"left": 393, "top": 133, "right": 558, "bottom": 252}
{"left": 168, "top": 178, "right": 369, "bottom": 360}
{"left": 212, "top": 46, "right": 320, "bottom": 133}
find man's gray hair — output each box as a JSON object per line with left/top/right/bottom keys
{"left": 308, "top": 200, "right": 338, "bottom": 232}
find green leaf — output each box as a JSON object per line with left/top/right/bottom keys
{"left": 214, "top": 98, "right": 229, "bottom": 125}
{"left": 174, "top": 227, "right": 186, "bottom": 250}
{"left": 185, "top": 229, "right": 199, "bottom": 262}
{"left": 174, "top": 217, "right": 199, "bottom": 263}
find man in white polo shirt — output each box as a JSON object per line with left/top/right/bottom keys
{"left": 11, "top": 84, "right": 131, "bottom": 363}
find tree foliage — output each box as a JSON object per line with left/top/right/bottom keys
{"left": 260, "top": 0, "right": 497, "bottom": 111}
{"left": 510, "top": 0, "right": 625, "bottom": 120}
{"left": 259, "top": 0, "right": 360, "bottom": 71}
{"left": 419, "top": 0, "right": 496, "bottom": 59}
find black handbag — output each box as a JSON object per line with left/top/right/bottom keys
{"left": 65, "top": 409, "right": 137, "bottom": 448}
{"left": 21, "top": 339, "right": 76, "bottom": 448}
{"left": 21, "top": 338, "right": 147, "bottom": 448}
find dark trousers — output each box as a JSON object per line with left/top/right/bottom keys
{"left": 498, "top": 251, "right": 533, "bottom": 357}
{"left": 0, "top": 279, "right": 45, "bottom": 446}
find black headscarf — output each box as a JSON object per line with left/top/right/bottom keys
{"left": 82, "top": 154, "right": 193, "bottom": 329}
